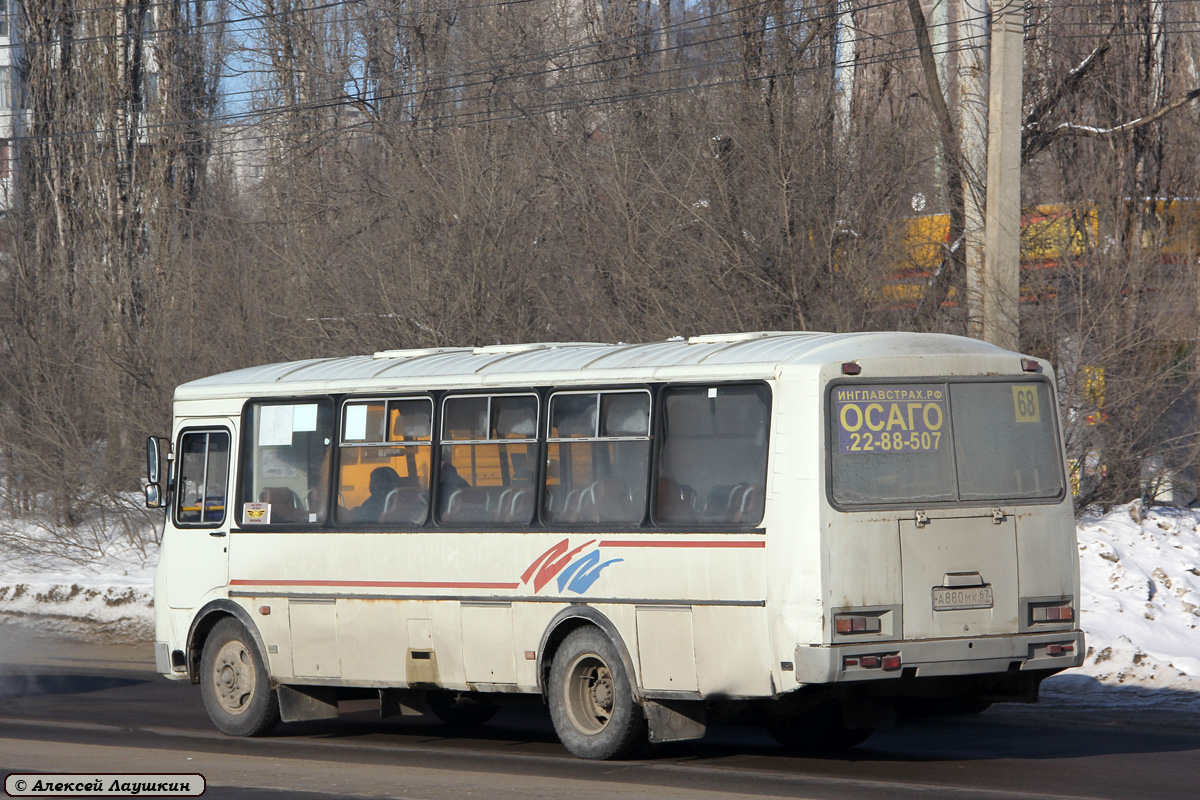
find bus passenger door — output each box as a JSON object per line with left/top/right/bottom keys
{"left": 165, "top": 426, "right": 233, "bottom": 609}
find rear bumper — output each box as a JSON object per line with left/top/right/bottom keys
{"left": 793, "top": 629, "right": 1085, "bottom": 685}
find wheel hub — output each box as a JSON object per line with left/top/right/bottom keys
{"left": 212, "top": 640, "right": 254, "bottom": 715}
{"left": 591, "top": 671, "right": 613, "bottom": 712}
{"left": 564, "top": 653, "right": 617, "bottom": 736}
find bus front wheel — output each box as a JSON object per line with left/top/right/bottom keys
{"left": 199, "top": 617, "right": 280, "bottom": 737}
{"left": 548, "top": 627, "right": 646, "bottom": 760}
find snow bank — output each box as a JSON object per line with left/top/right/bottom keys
{"left": 0, "top": 521, "right": 155, "bottom": 641}
{"left": 1042, "top": 502, "right": 1200, "bottom": 702}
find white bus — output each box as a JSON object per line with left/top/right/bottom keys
{"left": 148, "top": 331, "right": 1083, "bottom": 759}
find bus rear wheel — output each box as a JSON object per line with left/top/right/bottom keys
{"left": 199, "top": 617, "right": 280, "bottom": 737}
{"left": 766, "top": 702, "right": 874, "bottom": 752}
{"left": 548, "top": 627, "right": 646, "bottom": 760}
{"left": 428, "top": 693, "right": 499, "bottom": 728}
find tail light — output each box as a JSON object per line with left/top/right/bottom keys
{"left": 1031, "top": 603, "right": 1075, "bottom": 623}
{"left": 842, "top": 653, "right": 901, "bottom": 671}
{"left": 835, "top": 614, "right": 882, "bottom": 634}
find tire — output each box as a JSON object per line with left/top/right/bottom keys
{"left": 199, "top": 617, "right": 280, "bottom": 737}
{"left": 830, "top": 724, "right": 875, "bottom": 749}
{"left": 767, "top": 702, "right": 873, "bottom": 752}
{"left": 894, "top": 696, "right": 992, "bottom": 718}
{"left": 951, "top": 698, "right": 993, "bottom": 716}
{"left": 547, "top": 627, "right": 647, "bottom": 760}
{"left": 428, "top": 693, "right": 499, "bottom": 728}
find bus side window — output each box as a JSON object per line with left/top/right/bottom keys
{"left": 655, "top": 385, "right": 770, "bottom": 525}
{"left": 175, "top": 430, "right": 229, "bottom": 527}
{"left": 439, "top": 394, "right": 538, "bottom": 525}
{"left": 544, "top": 390, "right": 650, "bottom": 525}
{"left": 336, "top": 397, "right": 432, "bottom": 526}
{"left": 240, "top": 400, "right": 334, "bottom": 526}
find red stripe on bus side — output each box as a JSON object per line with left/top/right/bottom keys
{"left": 229, "top": 579, "right": 521, "bottom": 589}
{"left": 598, "top": 540, "right": 766, "bottom": 548}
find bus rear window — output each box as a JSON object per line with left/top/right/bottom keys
{"left": 830, "top": 380, "right": 1063, "bottom": 506}
{"left": 951, "top": 382, "right": 1063, "bottom": 500}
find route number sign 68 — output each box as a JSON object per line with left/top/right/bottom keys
{"left": 1012, "top": 385, "right": 1041, "bottom": 423}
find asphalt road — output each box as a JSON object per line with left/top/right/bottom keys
{"left": 1, "top": 622, "right": 1197, "bottom": 800}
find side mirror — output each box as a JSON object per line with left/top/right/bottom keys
{"left": 145, "top": 436, "right": 168, "bottom": 509}
{"left": 147, "top": 437, "right": 162, "bottom": 486}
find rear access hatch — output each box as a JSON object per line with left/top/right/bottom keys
{"left": 899, "top": 512, "right": 1019, "bottom": 640}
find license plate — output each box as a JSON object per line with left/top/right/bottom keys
{"left": 932, "top": 585, "right": 994, "bottom": 611}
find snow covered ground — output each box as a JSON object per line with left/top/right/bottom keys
{"left": 1040, "top": 502, "right": 1200, "bottom": 709}
{"left": 2, "top": 503, "right": 1200, "bottom": 707}
{"left": 0, "top": 515, "right": 156, "bottom": 642}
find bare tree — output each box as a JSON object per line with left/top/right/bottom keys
{"left": 5, "top": 0, "right": 1200, "bottom": 520}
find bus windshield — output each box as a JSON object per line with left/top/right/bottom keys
{"left": 830, "top": 380, "right": 1064, "bottom": 506}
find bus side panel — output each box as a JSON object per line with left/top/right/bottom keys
{"left": 692, "top": 605, "right": 773, "bottom": 697}
{"left": 461, "top": 602, "right": 518, "bottom": 684}
{"left": 289, "top": 599, "right": 340, "bottom": 678}
{"left": 765, "top": 374, "right": 826, "bottom": 669}
{"left": 228, "top": 531, "right": 769, "bottom": 695}
{"left": 825, "top": 518, "right": 903, "bottom": 620}
{"left": 242, "top": 596, "right": 294, "bottom": 679}
{"left": 635, "top": 607, "right": 698, "bottom": 691}
{"left": 1016, "top": 502, "right": 1081, "bottom": 610}
{"left": 335, "top": 599, "right": 409, "bottom": 683}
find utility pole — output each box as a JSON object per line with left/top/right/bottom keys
{"left": 962, "top": 0, "right": 1023, "bottom": 350}
{"left": 982, "top": 0, "right": 1023, "bottom": 351}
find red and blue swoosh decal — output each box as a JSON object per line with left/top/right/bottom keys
{"left": 520, "top": 539, "right": 623, "bottom": 595}
{"left": 519, "top": 537, "right": 765, "bottom": 595}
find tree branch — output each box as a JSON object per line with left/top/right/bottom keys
{"left": 1021, "top": 23, "right": 1117, "bottom": 163}
{"left": 1029, "top": 85, "right": 1200, "bottom": 153}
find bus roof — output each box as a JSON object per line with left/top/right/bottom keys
{"left": 175, "top": 331, "right": 1024, "bottom": 401}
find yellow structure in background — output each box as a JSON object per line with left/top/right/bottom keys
{"left": 884, "top": 200, "right": 1199, "bottom": 307}
{"left": 1020, "top": 204, "right": 1099, "bottom": 266}
{"left": 1082, "top": 365, "right": 1106, "bottom": 409}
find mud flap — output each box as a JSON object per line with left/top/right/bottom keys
{"left": 379, "top": 688, "right": 429, "bottom": 718}
{"left": 644, "top": 699, "right": 707, "bottom": 743}
{"left": 278, "top": 685, "right": 339, "bottom": 722}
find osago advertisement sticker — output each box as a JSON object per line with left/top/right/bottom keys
{"left": 835, "top": 384, "right": 947, "bottom": 454}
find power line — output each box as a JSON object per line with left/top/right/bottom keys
{"left": 215, "top": 0, "right": 827, "bottom": 106}
{"left": 4, "top": 0, "right": 542, "bottom": 52}
{"left": 14, "top": 21, "right": 990, "bottom": 174}
{"left": 4, "top": 0, "right": 1192, "bottom": 54}
{"left": 8, "top": 0, "right": 1191, "bottom": 171}
{"left": 12, "top": 0, "right": 924, "bottom": 145}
